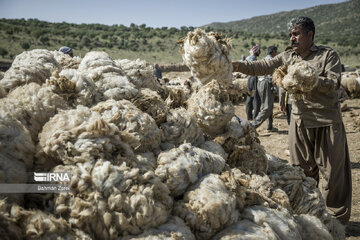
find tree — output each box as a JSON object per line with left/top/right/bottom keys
{"left": 0, "top": 47, "right": 8, "bottom": 57}
{"left": 21, "top": 42, "right": 30, "bottom": 50}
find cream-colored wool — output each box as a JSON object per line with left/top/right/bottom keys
{"left": 174, "top": 174, "right": 238, "bottom": 240}
{"left": 199, "top": 140, "right": 228, "bottom": 160}
{"left": 0, "top": 112, "right": 35, "bottom": 170}
{"left": 135, "top": 152, "right": 158, "bottom": 172}
{"left": 160, "top": 107, "right": 205, "bottom": 150}
{"left": 164, "top": 77, "right": 193, "bottom": 109}
{"left": 214, "top": 117, "right": 267, "bottom": 174}
{"left": 187, "top": 80, "right": 234, "bottom": 137}
{"left": 115, "top": 58, "right": 161, "bottom": 91}
{"left": 0, "top": 49, "right": 60, "bottom": 93}
{"left": 91, "top": 99, "right": 163, "bottom": 153}
{"left": 131, "top": 88, "right": 168, "bottom": 125}
{"left": 0, "top": 82, "right": 68, "bottom": 142}
{"left": 37, "top": 105, "right": 135, "bottom": 168}
{"left": 341, "top": 75, "right": 360, "bottom": 98}
{"left": 179, "top": 28, "right": 233, "bottom": 85}
{"left": 281, "top": 61, "right": 319, "bottom": 99}
{"left": 78, "top": 51, "right": 121, "bottom": 78}
{"left": 227, "top": 77, "right": 250, "bottom": 104}
{"left": 0, "top": 85, "right": 6, "bottom": 98}
{"left": 53, "top": 50, "right": 81, "bottom": 70}
{"left": 46, "top": 69, "right": 97, "bottom": 107}
{"left": 155, "top": 143, "right": 226, "bottom": 197}
{"left": 272, "top": 65, "right": 288, "bottom": 87}
{"left": 54, "top": 160, "right": 173, "bottom": 238}
{"left": 122, "top": 216, "right": 196, "bottom": 240}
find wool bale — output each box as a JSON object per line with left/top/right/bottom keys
{"left": 227, "top": 77, "right": 249, "bottom": 104}
{"left": 160, "top": 107, "right": 205, "bottom": 150}
{"left": 179, "top": 28, "right": 233, "bottom": 85}
{"left": 122, "top": 216, "right": 196, "bottom": 240}
{"left": 131, "top": 88, "right": 168, "bottom": 125}
{"left": 37, "top": 105, "right": 135, "bottom": 168}
{"left": 53, "top": 50, "right": 81, "bottom": 70}
{"left": 341, "top": 75, "right": 360, "bottom": 98}
{"left": 199, "top": 140, "right": 228, "bottom": 160}
{"left": 91, "top": 99, "right": 163, "bottom": 153}
{"left": 164, "top": 77, "right": 193, "bottom": 109}
{"left": 155, "top": 143, "right": 226, "bottom": 197}
{"left": 295, "top": 214, "right": 334, "bottom": 240}
{"left": 0, "top": 49, "right": 60, "bottom": 93}
{"left": 54, "top": 160, "right": 173, "bottom": 238}
{"left": 187, "top": 80, "right": 234, "bottom": 137}
{"left": 174, "top": 174, "right": 238, "bottom": 240}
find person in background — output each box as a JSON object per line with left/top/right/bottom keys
{"left": 232, "top": 16, "right": 352, "bottom": 224}
{"left": 252, "top": 46, "right": 278, "bottom": 131}
{"left": 59, "top": 46, "right": 73, "bottom": 57}
{"left": 245, "top": 45, "right": 261, "bottom": 120}
{"left": 279, "top": 87, "right": 292, "bottom": 125}
{"left": 153, "top": 64, "right": 162, "bottom": 81}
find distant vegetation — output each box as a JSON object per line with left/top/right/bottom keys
{"left": 0, "top": 0, "right": 359, "bottom": 68}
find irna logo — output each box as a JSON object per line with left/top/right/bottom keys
{"left": 34, "top": 172, "right": 71, "bottom": 182}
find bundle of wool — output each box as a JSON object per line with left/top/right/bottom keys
{"left": 187, "top": 80, "right": 234, "bottom": 137}
{"left": 155, "top": 143, "right": 226, "bottom": 197}
{"left": 174, "top": 174, "right": 238, "bottom": 239}
{"left": 295, "top": 214, "right": 335, "bottom": 240}
{"left": 341, "top": 75, "right": 360, "bottom": 98}
{"left": 272, "top": 65, "right": 288, "bottom": 87}
{"left": 135, "top": 152, "right": 157, "bottom": 172}
{"left": 54, "top": 160, "right": 173, "bottom": 238}
{"left": 160, "top": 107, "right": 205, "bottom": 150}
{"left": 91, "top": 99, "right": 163, "bottom": 153}
{"left": 122, "top": 216, "right": 196, "bottom": 240}
{"left": 53, "top": 50, "right": 81, "bottom": 70}
{"left": 214, "top": 117, "right": 267, "bottom": 174}
{"left": 227, "top": 77, "right": 249, "bottom": 104}
{"left": 179, "top": 28, "right": 233, "bottom": 85}
{"left": 199, "top": 140, "right": 228, "bottom": 160}
{"left": 0, "top": 112, "right": 35, "bottom": 170}
{"left": 131, "top": 88, "right": 168, "bottom": 125}
{"left": 37, "top": 105, "right": 135, "bottom": 169}
{"left": 0, "top": 82, "right": 68, "bottom": 142}
{"left": 0, "top": 49, "right": 60, "bottom": 93}
{"left": 281, "top": 61, "right": 319, "bottom": 99}
{"left": 164, "top": 77, "right": 193, "bottom": 109}
{"left": 115, "top": 58, "right": 161, "bottom": 91}
{"left": 45, "top": 69, "right": 97, "bottom": 107}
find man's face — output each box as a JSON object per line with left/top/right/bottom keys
{"left": 289, "top": 25, "right": 313, "bottom": 55}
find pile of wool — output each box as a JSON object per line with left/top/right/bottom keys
{"left": 0, "top": 82, "right": 68, "bottom": 142}
{"left": 0, "top": 49, "right": 60, "bottom": 93}
{"left": 91, "top": 99, "right": 163, "bottom": 153}
{"left": 155, "top": 143, "right": 226, "bottom": 197}
{"left": 199, "top": 140, "right": 228, "bottom": 160}
{"left": 45, "top": 69, "right": 97, "bottom": 107}
{"left": 179, "top": 28, "right": 233, "bottom": 85}
{"left": 131, "top": 88, "right": 168, "bottom": 125}
{"left": 115, "top": 58, "right": 161, "bottom": 92}
{"left": 53, "top": 159, "right": 173, "bottom": 238}
{"left": 174, "top": 174, "right": 238, "bottom": 239}
{"left": 160, "top": 107, "right": 205, "bottom": 150}
{"left": 214, "top": 117, "right": 268, "bottom": 174}
{"left": 341, "top": 73, "right": 360, "bottom": 98}
{"left": 187, "top": 80, "right": 234, "bottom": 137}
{"left": 122, "top": 216, "right": 195, "bottom": 240}
{"left": 164, "top": 77, "right": 194, "bottom": 109}
{"left": 53, "top": 50, "right": 81, "bottom": 70}
{"left": 275, "top": 61, "right": 319, "bottom": 99}
{"left": 37, "top": 105, "right": 135, "bottom": 170}
{"left": 227, "top": 77, "right": 249, "bottom": 104}
{"left": 0, "top": 199, "right": 91, "bottom": 240}
{"left": 78, "top": 51, "right": 138, "bottom": 101}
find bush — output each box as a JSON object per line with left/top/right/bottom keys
{"left": 21, "top": 42, "right": 30, "bottom": 50}
{"left": 0, "top": 47, "right": 8, "bottom": 57}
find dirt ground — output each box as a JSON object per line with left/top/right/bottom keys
{"left": 164, "top": 71, "right": 360, "bottom": 239}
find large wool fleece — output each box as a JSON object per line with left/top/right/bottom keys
{"left": 115, "top": 58, "right": 161, "bottom": 91}
{"left": 122, "top": 216, "right": 196, "bottom": 240}
{"left": 160, "top": 107, "right": 205, "bottom": 150}
{"left": 91, "top": 99, "right": 163, "bottom": 153}
{"left": 187, "top": 80, "right": 234, "bottom": 137}
{"left": 155, "top": 143, "right": 226, "bottom": 197}
{"left": 214, "top": 117, "right": 267, "bottom": 174}
{"left": 341, "top": 74, "right": 360, "bottom": 98}
{"left": 0, "top": 199, "right": 91, "bottom": 240}
{"left": 179, "top": 28, "right": 233, "bottom": 85}
{"left": 45, "top": 69, "right": 97, "bottom": 107}
{"left": 37, "top": 105, "right": 135, "bottom": 169}
{"left": 78, "top": 51, "right": 138, "bottom": 101}
{"left": 131, "top": 88, "right": 168, "bottom": 125}
{"left": 164, "top": 77, "right": 193, "bottom": 109}
{"left": 227, "top": 77, "right": 249, "bottom": 104}
{"left": 174, "top": 174, "right": 239, "bottom": 240}
{"left": 0, "top": 49, "right": 60, "bottom": 93}
{"left": 54, "top": 160, "right": 173, "bottom": 238}
{"left": 0, "top": 82, "right": 68, "bottom": 142}
{"left": 53, "top": 50, "right": 81, "bottom": 70}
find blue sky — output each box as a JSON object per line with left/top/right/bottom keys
{"left": 0, "top": 0, "right": 347, "bottom": 28}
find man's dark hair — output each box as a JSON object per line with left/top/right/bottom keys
{"left": 267, "top": 46, "right": 277, "bottom": 55}
{"left": 287, "top": 16, "right": 315, "bottom": 40}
